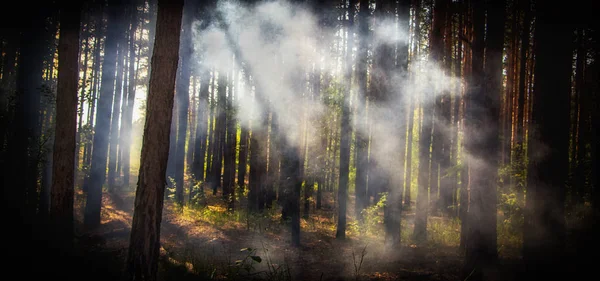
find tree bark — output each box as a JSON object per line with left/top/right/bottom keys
{"left": 174, "top": 0, "right": 194, "bottom": 205}
{"left": 126, "top": 0, "right": 183, "bottom": 279}
{"left": 336, "top": 0, "right": 355, "bottom": 240}
{"left": 50, "top": 1, "right": 81, "bottom": 248}
{"left": 354, "top": 0, "right": 370, "bottom": 220}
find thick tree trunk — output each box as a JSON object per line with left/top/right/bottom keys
{"left": 414, "top": 82, "right": 433, "bottom": 243}
{"left": 248, "top": 95, "right": 268, "bottom": 212}
{"left": 280, "top": 139, "right": 301, "bottom": 246}
{"left": 5, "top": 6, "right": 49, "bottom": 227}
{"left": 126, "top": 0, "right": 183, "bottom": 279}
{"left": 50, "top": 1, "right": 81, "bottom": 247}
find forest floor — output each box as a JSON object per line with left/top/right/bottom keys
{"left": 36, "top": 183, "right": 526, "bottom": 281}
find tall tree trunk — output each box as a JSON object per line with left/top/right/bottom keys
{"left": 83, "top": 15, "right": 104, "bottom": 170}
{"left": 84, "top": 0, "right": 125, "bottom": 228}
{"left": 5, "top": 6, "right": 49, "bottom": 227}
{"left": 354, "top": 0, "right": 370, "bottom": 220}
{"left": 336, "top": 0, "right": 355, "bottom": 240}
{"left": 248, "top": 90, "right": 268, "bottom": 212}
{"left": 237, "top": 121, "right": 249, "bottom": 188}
{"left": 126, "top": 0, "right": 183, "bottom": 279}
{"left": 210, "top": 72, "right": 226, "bottom": 196}
{"left": 267, "top": 110, "right": 279, "bottom": 208}
{"left": 523, "top": 1, "right": 572, "bottom": 278}
{"left": 515, "top": 0, "right": 530, "bottom": 206}
{"left": 452, "top": 0, "right": 463, "bottom": 218}
{"left": 74, "top": 31, "right": 89, "bottom": 179}
{"left": 0, "top": 30, "right": 18, "bottom": 149}
{"left": 281, "top": 138, "right": 301, "bottom": 246}
{"left": 404, "top": 0, "right": 422, "bottom": 209}
{"left": 174, "top": 1, "right": 194, "bottom": 205}
{"left": 463, "top": 0, "right": 504, "bottom": 278}
{"left": 223, "top": 64, "right": 237, "bottom": 210}
{"left": 573, "top": 29, "right": 586, "bottom": 205}
{"left": 50, "top": 0, "right": 81, "bottom": 247}
{"left": 108, "top": 37, "right": 126, "bottom": 191}
{"left": 192, "top": 71, "right": 209, "bottom": 184}
{"left": 121, "top": 1, "right": 139, "bottom": 187}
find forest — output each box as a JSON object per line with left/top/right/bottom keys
{"left": 1, "top": 0, "right": 598, "bottom": 280}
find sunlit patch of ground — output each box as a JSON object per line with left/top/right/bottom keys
{"left": 69, "top": 180, "right": 528, "bottom": 280}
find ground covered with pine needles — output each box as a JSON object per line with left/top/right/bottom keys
{"left": 4, "top": 183, "right": 532, "bottom": 281}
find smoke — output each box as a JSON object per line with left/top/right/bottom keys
{"left": 191, "top": 0, "right": 459, "bottom": 178}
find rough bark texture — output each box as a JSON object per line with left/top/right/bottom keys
{"left": 50, "top": 1, "right": 81, "bottom": 246}
{"left": 126, "top": 0, "right": 183, "bottom": 280}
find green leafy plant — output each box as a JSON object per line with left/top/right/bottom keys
{"left": 359, "top": 193, "right": 387, "bottom": 236}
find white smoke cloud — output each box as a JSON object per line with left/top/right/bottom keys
{"left": 191, "top": 0, "right": 459, "bottom": 177}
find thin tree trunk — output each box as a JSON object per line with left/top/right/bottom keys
{"left": 354, "top": 0, "right": 369, "bottom": 220}
{"left": 121, "top": 1, "right": 139, "bottom": 187}
{"left": 84, "top": 0, "right": 125, "bottom": 228}
{"left": 108, "top": 37, "right": 126, "bottom": 191}
{"left": 83, "top": 16, "right": 104, "bottom": 170}
{"left": 336, "top": 0, "right": 356, "bottom": 240}
{"left": 192, "top": 71, "right": 209, "bottom": 184}
{"left": 523, "top": 1, "right": 572, "bottom": 278}
{"left": 463, "top": 0, "right": 504, "bottom": 278}
{"left": 75, "top": 31, "right": 89, "bottom": 179}
{"left": 174, "top": 1, "right": 194, "bottom": 205}
{"left": 267, "top": 110, "right": 279, "bottom": 208}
